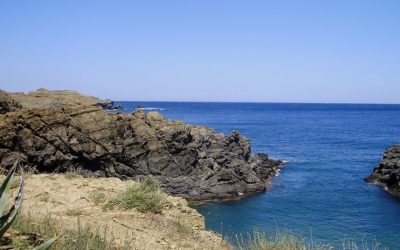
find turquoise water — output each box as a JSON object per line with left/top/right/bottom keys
{"left": 115, "top": 102, "right": 400, "bottom": 248}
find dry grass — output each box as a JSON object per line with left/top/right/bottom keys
{"left": 11, "top": 174, "right": 230, "bottom": 249}
{"left": 65, "top": 208, "right": 83, "bottom": 217}
{"left": 89, "top": 190, "right": 107, "bottom": 205}
{"left": 12, "top": 213, "right": 130, "bottom": 250}
{"left": 237, "top": 230, "right": 388, "bottom": 250}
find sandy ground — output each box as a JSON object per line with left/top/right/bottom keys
{"left": 14, "top": 174, "right": 230, "bottom": 250}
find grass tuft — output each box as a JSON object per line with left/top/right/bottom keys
{"left": 64, "top": 172, "right": 80, "bottom": 180}
{"left": 90, "top": 190, "right": 107, "bottom": 205}
{"left": 12, "top": 213, "right": 123, "bottom": 250}
{"left": 104, "top": 178, "right": 166, "bottom": 213}
{"left": 237, "top": 230, "right": 388, "bottom": 250}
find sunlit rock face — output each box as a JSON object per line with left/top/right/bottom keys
{"left": 0, "top": 89, "right": 283, "bottom": 201}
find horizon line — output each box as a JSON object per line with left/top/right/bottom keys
{"left": 112, "top": 100, "right": 400, "bottom": 105}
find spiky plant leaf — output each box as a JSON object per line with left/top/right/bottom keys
{"left": 0, "top": 177, "right": 24, "bottom": 237}
{"left": 32, "top": 236, "right": 58, "bottom": 250}
{"left": 0, "top": 162, "right": 18, "bottom": 216}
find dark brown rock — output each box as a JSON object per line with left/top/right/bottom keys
{"left": 0, "top": 90, "right": 21, "bottom": 114}
{"left": 0, "top": 89, "right": 283, "bottom": 201}
{"left": 365, "top": 145, "right": 400, "bottom": 196}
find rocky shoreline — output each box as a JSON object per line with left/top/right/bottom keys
{"left": 365, "top": 145, "right": 400, "bottom": 197}
{"left": 0, "top": 89, "right": 283, "bottom": 202}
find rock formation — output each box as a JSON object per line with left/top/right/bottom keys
{"left": 9, "top": 88, "right": 122, "bottom": 110}
{"left": 0, "top": 90, "right": 21, "bottom": 114}
{"left": 366, "top": 145, "right": 400, "bottom": 196}
{"left": 0, "top": 89, "right": 282, "bottom": 201}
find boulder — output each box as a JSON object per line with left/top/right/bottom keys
{"left": 365, "top": 145, "right": 400, "bottom": 196}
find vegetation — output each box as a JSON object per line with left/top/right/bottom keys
{"left": 64, "top": 172, "right": 80, "bottom": 180}
{"left": 237, "top": 230, "right": 387, "bottom": 250}
{"left": 12, "top": 213, "right": 129, "bottom": 250}
{"left": 0, "top": 163, "right": 23, "bottom": 238}
{"left": 0, "top": 163, "right": 56, "bottom": 249}
{"left": 105, "top": 178, "right": 166, "bottom": 213}
{"left": 89, "top": 190, "right": 107, "bottom": 205}
{"left": 106, "top": 130, "right": 119, "bottom": 142}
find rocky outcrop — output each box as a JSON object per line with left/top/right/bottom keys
{"left": 0, "top": 89, "right": 283, "bottom": 201}
{"left": 365, "top": 145, "right": 400, "bottom": 196}
{"left": 9, "top": 88, "right": 122, "bottom": 110}
{"left": 0, "top": 90, "right": 21, "bottom": 114}
{"left": 96, "top": 99, "right": 123, "bottom": 110}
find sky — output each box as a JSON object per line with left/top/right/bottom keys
{"left": 0, "top": 1, "right": 399, "bottom": 103}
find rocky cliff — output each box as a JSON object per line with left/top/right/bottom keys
{"left": 0, "top": 89, "right": 282, "bottom": 201}
{"left": 366, "top": 145, "right": 400, "bottom": 196}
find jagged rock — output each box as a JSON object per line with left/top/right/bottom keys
{"left": 366, "top": 145, "right": 400, "bottom": 197}
{"left": 96, "top": 99, "right": 123, "bottom": 110}
{"left": 0, "top": 89, "right": 283, "bottom": 201}
{"left": 0, "top": 90, "right": 21, "bottom": 114}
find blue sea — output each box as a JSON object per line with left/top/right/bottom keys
{"left": 114, "top": 102, "right": 400, "bottom": 248}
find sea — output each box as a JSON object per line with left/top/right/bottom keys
{"left": 113, "top": 101, "right": 400, "bottom": 249}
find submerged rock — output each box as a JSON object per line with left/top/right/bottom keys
{"left": 365, "top": 145, "right": 400, "bottom": 196}
{"left": 0, "top": 89, "right": 283, "bottom": 201}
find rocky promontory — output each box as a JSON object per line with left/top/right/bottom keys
{"left": 0, "top": 89, "right": 283, "bottom": 201}
{"left": 366, "top": 145, "right": 400, "bottom": 196}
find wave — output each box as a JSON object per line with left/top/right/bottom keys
{"left": 137, "top": 107, "right": 166, "bottom": 111}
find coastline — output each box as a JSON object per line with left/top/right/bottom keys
{"left": 0, "top": 88, "right": 284, "bottom": 203}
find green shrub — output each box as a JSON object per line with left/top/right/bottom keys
{"left": 105, "top": 179, "right": 166, "bottom": 213}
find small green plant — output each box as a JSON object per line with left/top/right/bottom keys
{"left": 105, "top": 179, "right": 166, "bottom": 213}
{"left": 64, "top": 172, "right": 80, "bottom": 180}
{"left": 90, "top": 190, "right": 107, "bottom": 205}
{"left": 107, "top": 130, "right": 118, "bottom": 142}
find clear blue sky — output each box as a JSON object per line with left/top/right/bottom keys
{"left": 1, "top": 1, "right": 399, "bottom": 103}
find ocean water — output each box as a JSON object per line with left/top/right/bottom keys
{"left": 114, "top": 102, "right": 400, "bottom": 248}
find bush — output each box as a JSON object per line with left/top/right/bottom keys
{"left": 105, "top": 179, "right": 166, "bottom": 214}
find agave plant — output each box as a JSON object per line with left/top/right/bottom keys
{"left": 0, "top": 162, "right": 57, "bottom": 249}
{"left": 0, "top": 162, "right": 23, "bottom": 237}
